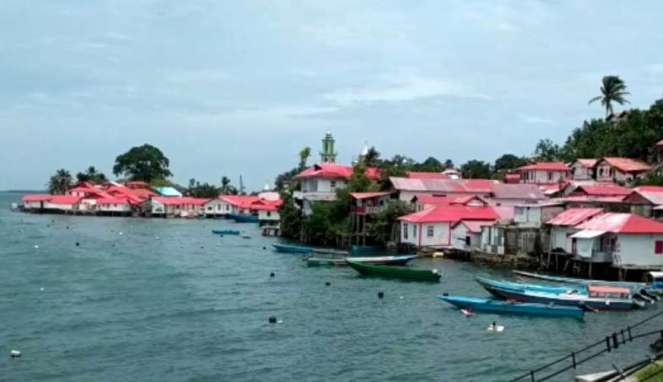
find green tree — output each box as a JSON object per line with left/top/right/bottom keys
{"left": 47, "top": 169, "right": 73, "bottom": 195}
{"left": 533, "top": 139, "right": 561, "bottom": 162}
{"left": 460, "top": 160, "right": 492, "bottom": 179}
{"left": 634, "top": 173, "right": 663, "bottom": 187}
{"left": 412, "top": 157, "right": 444, "bottom": 172}
{"left": 362, "top": 147, "right": 381, "bottom": 167}
{"left": 76, "top": 166, "right": 108, "bottom": 184}
{"left": 187, "top": 182, "right": 220, "bottom": 198}
{"left": 112, "top": 144, "right": 172, "bottom": 182}
{"left": 299, "top": 147, "right": 312, "bottom": 169}
{"left": 278, "top": 192, "right": 302, "bottom": 240}
{"left": 494, "top": 154, "right": 528, "bottom": 171}
{"left": 588, "top": 75, "right": 630, "bottom": 117}
{"left": 443, "top": 159, "right": 455, "bottom": 169}
{"left": 369, "top": 202, "right": 413, "bottom": 245}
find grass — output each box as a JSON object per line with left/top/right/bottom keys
{"left": 637, "top": 362, "right": 663, "bottom": 382}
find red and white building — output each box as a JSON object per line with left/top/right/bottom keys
{"left": 389, "top": 177, "right": 498, "bottom": 202}
{"left": 398, "top": 206, "right": 500, "bottom": 248}
{"left": 515, "top": 162, "right": 571, "bottom": 185}
{"left": 150, "top": 197, "right": 209, "bottom": 217}
{"left": 547, "top": 208, "right": 603, "bottom": 254}
{"left": 351, "top": 192, "right": 394, "bottom": 215}
{"left": 571, "top": 159, "right": 598, "bottom": 180}
{"left": 623, "top": 186, "right": 663, "bottom": 218}
{"left": 22, "top": 195, "right": 82, "bottom": 212}
{"left": 570, "top": 213, "right": 663, "bottom": 270}
{"left": 594, "top": 157, "right": 651, "bottom": 184}
{"left": 411, "top": 195, "right": 488, "bottom": 212}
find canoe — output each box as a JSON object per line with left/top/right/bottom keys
{"left": 306, "top": 255, "right": 418, "bottom": 267}
{"left": 211, "top": 229, "right": 240, "bottom": 235}
{"left": 487, "top": 285, "right": 643, "bottom": 311}
{"left": 346, "top": 260, "right": 441, "bottom": 282}
{"left": 272, "top": 243, "right": 313, "bottom": 254}
{"left": 476, "top": 277, "right": 586, "bottom": 298}
{"left": 229, "top": 213, "right": 259, "bottom": 223}
{"left": 513, "top": 270, "right": 650, "bottom": 292}
{"left": 438, "top": 295, "right": 585, "bottom": 318}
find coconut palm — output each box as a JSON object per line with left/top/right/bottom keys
{"left": 299, "top": 147, "right": 312, "bottom": 169}
{"left": 220, "top": 176, "right": 233, "bottom": 194}
{"left": 588, "top": 75, "right": 630, "bottom": 117}
{"left": 362, "top": 147, "right": 381, "bottom": 167}
{"left": 47, "top": 169, "right": 73, "bottom": 195}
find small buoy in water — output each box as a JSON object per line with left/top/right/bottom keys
{"left": 200, "top": 245, "right": 204, "bottom": 249}
{"left": 269, "top": 316, "right": 277, "bottom": 324}
{"left": 488, "top": 322, "right": 504, "bottom": 332}
{"left": 75, "top": 242, "right": 80, "bottom": 247}
{"left": 119, "top": 232, "right": 123, "bottom": 236}
{"left": 270, "top": 272, "right": 275, "bottom": 278}
{"left": 263, "top": 247, "right": 267, "bottom": 250}
{"left": 378, "top": 291, "right": 384, "bottom": 299}
{"left": 66, "top": 226, "right": 69, "bottom": 230}
{"left": 325, "top": 282, "right": 331, "bottom": 286}
{"left": 10, "top": 350, "right": 21, "bottom": 358}
{"left": 40, "top": 287, "right": 44, "bottom": 291}
{"left": 34, "top": 245, "right": 39, "bottom": 249}
{"left": 155, "top": 236, "right": 160, "bottom": 239}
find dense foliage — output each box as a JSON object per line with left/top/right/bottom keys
{"left": 76, "top": 166, "right": 108, "bottom": 184}
{"left": 47, "top": 169, "right": 73, "bottom": 195}
{"left": 113, "top": 144, "right": 173, "bottom": 183}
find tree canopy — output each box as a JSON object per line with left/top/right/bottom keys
{"left": 460, "top": 160, "right": 492, "bottom": 179}
{"left": 76, "top": 166, "right": 107, "bottom": 184}
{"left": 48, "top": 169, "right": 73, "bottom": 195}
{"left": 112, "top": 144, "right": 172, "bottom": 183}
{"left": 494, "top": 154, "right": 528, "bottom": 172}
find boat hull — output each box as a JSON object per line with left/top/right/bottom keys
{"left": 346, "top": 260, "right": 440, "bottom": 282}
{"left": 306, "top": 255, "right": 418, "bottom": 267}
{"left": 272, "top": 244, "right": 313, "bottom": 254}
{"left": 229, "top": 213, "right": 259, "bottom": 223}
{"left": 211, "top": 230, "right": 241, "bottom": 235}
{"left": 438, "top": 295, "right": 585, "bottom": 318}
{"left": 488, "top": 286, "right": 638, "bottom": 311}
{"left": 476, "top": 277, "right": 586, "bottom": 296}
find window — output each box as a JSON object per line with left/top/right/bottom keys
{"left": 330, "top": 180, "right": 337, "bottom": 188}
{"left": 413, "top": 224, "right": 417, "bottom": 238}
{"left": 655, "top": 240, "right": 663, "bottom": 255}
{"left": 427, "top": 225, "right": 434, "bottom": 237}
{"left": 267, "top": 211, "right": 271, "bottom": 217}
{"left": 465, "top": 236, "right": 471, "bottom": 246}
{"left": 403, "top": 224, "right": 409, "bottom": 239}
{"left": 548, "top": 171, "right": 553, "bottom": 181}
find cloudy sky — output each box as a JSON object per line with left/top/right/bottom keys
{"left": 2, "top": 0, "right": 663, "bottom": 191}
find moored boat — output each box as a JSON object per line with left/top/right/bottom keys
{"left": 513, "top": 270, "right": 654, "bottom": 294}
{"left": 229, "top": 213, "right": 259, "bottom": 223}
{"left": 306, "top": 254, "right": 418, "bottom": 267}
{"left": 345, "top": 260, "right": 441, "bottom": 282}
{"left": 211, "top": 229, "right": 241, "bottom": 235}
{"left": 438, "top": 295, "right": 585, "bottom": 318}
{"left": 488, "top": 285, "right": 644, "bottom": 311}
{"left": 476, "top": 277, "right": 586, "bottom": 298}
{"left": 272, "top": 243, "right": 313, "bottom": 254}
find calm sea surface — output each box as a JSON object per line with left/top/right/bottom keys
{"left": 0, "top": 192, "right": 660, "bottom": 382}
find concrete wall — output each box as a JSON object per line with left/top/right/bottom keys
{"left": 480, "top": 225, "right": 505, "bottom": 255}
{"left": 258, "top": 210, "right": 280, "bottom": 222}
{"left": 401, "top": 222, "right": 451, "bottom": 247}
{"left": 614, "top": 234, "right": 663, "bottom": 268}
{"left": 571, "top": 163, "right": 593, "bottom": 180}
{"left": 520, "top": 170, "right": 568, "bottom": 184}
{"left": 451, "top": 224, "right": 480, "bottom": 250}
{"left": 301, "top": 178, "right": 346, "bottom": 193}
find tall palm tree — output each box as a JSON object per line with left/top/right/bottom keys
{"left": 220, "top": 176, "right": 232, "bottom": 194}
{"left": 48, "top": 169, "right": 73, "bottom": 195}
{"left": 588, "top": 75, "right": 630, "bottom": 117}
{"left": 362, "top": 147, "right": 381, "bottom": 167}
{"left": 299, "top": 147, "right": 312, "bottom": 169}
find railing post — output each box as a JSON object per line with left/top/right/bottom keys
{"left": 530, "top": 370, "right": 535, "bottom": 382}
{"left": 606, "top": 336, "right": 612, "bottom": 352}
{"left": 612, "top": 333, "right": 619, "bottom": 349}
{"left": 628, "top": 326, "right": 632, "bottom": 342}
{"left": 572, "top": 352, "right": 576, "bottom": 369}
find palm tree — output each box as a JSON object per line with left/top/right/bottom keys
{"left": 363, "top": 147, "right": 381, "bottom": 167}
{"left": 299, "top": 147, "right": 312, "bottom": 169}
{"left": 48, "top": 169, "right": 73, "bottom": 195}
{"left": 588, "top": 75, "right": 630, "bottom": 117}
{"left": 220, "top": 176, "right": 232, "bottom": 194}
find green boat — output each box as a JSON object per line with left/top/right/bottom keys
{"left": 345, "top": 259, "right": 441, "bottom": 282}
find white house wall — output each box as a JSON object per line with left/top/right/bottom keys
{"left": 400, "top": 222, "right": 451, "bottom": 247}
{"left": 614, "top": 234, "right": 663, "bottom": 268}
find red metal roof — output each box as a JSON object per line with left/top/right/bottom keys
{"left": 657, "top": 139, "right": 663, "bottom": 147}
{"left": 599, "top": 157, "right": 651, "bottom": 173}
{"left": 218, "top": 195, "right": 261, "bottom": 208}
{"left": 295, "top": 164, "right": 380, "bottom": 180}
{"left": 575, "top": 213, "right": 663, "bottom": 234}
{"left": 453, "top": 220, "right": 495, "bottom": 233}
{"left": 152, "top": 197, "right": 210, "bottom": 206}
{"left": 249, "top": 199, "right": 282, "bottom": 211}
{"left": 572, "top": 184, "right": 632, "bottom": 197}
{"left": 516, "top": 162, "right": 571, "bottom": 171}
{"left": 575, "top": 159, "right": 598, "bottom": 168}
{"left": 350, "top": 192, "right": 392, "bottom": 200}
{"left": 547, "top": 208, "right": 603, "bottom": 227}
{"left": 406, "top": 172, "right": 449, "bottom": 180}
{"left": 414, "top": 195, "right": 487, "bottom": 206}
{"left": 48, "top": 196, "right": 82, "bottom": 205}
{"left": 397, "top": 206, "right": 499, "bottom": 224}
{"left": 491, "top": 184, "right": 546, "bottom": 200}
{"left": 22, "top": 194, "right": 53, "bottom": 202}
{"left": 390, "top": 177, "right": 498, "bottom": 193}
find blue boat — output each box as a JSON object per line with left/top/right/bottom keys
{"left": 476, "top": 277, "right": 586, "bottom": 298}
{"left": 349, "top": 245, "right": 385, "bottom": 256}
{"left": 438, "top": 295, "right": 585, "bottom": 318}
{"left": 229, "top": 213, "right": 259, "bottom": 223}
{"left": 211, "top": 229, "right": 241, "bottom": 235}
{"left": 487, "top": 285, "right": 644, "bottom": 311}
{"left": 272, "top": 243, "right": 313, "bottom": 254}
{"left": 513, "top": 270, "right": 658, "bottom": 296}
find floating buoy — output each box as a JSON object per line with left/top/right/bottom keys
{"left": 10, "top": 350, "right": 21, "bottom": 358}
{"left": 66, "top": 226, "right": 70, "bottom": 230}
{"left": 263, "top": 247, "right": 267, "bottom": 250}
{"left": 119, "top": 232, "right": 123, "bottom": 236}
{"left": 268, "top": 316, "right": 277, "bottom": 324}
{"left": 488, "top": 322, "right": 504, "bottom": 332}
{"left": 155, "top": 236, "right": 160, "bottom": 239}
{"left": 200, "top": 245, "right": 205, "bottom": 249}
{"left": 39, "top": 287, "right": 44, "bottom": 291}
{"left": 34, "top": 245, "right": 39, "bottom": 249}
{"left": 75, "top": 242, "right": 80, "bottom": 247}
{"left": 270, "top": 272, "right": 275, "bottom": 278}
{"left": 325, "top": 282, "right": 331, "bottom": 286}
{"left": 378, "top": 291, "right": 384, "bottom": 299}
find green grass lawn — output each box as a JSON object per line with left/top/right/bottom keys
{"left": 636, "top": 363, "right": 663, "bottom": 382}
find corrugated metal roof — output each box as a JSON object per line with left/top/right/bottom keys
{"left": 574, "top": 213, "right": 663, "bottom": 234}
{"left": 389, "top": 177, "right": 498, "bottom": 193}
{"left": 407, "top": 172, "right": 449, "bottom": 180}
{"left": 350, "top": 192, "right": 392, "bottom": 200}
{"left": 630, "top": 186, "right": 663, "bottom": 206}
{"left": 516, "top": 162, "right": 571, "bottom": 171}
{"left": 575, "top": 159, "right": 598, "bottom": 168}
{"left": 413, "top": 195, "right": 487, "bottom": 206}
{"left": 547, "top": 208, "right": 603, "bottom": 226}
{"left": 154, "top": 187, "right": 183, "bottom": 197}
{"left": 491, "top": 184, "right": 545, "bottom": 200}
{"left": 296, "top": 164, "right": 380, "bottom": 180}
{"left": 599, "top": 157, "right": 651, "bottom": 173}
{"left": 397, "top": 206, "right": 498, "bottom": 223}
{"left": 573, "top": 184, "right": 632, "bottom": 197}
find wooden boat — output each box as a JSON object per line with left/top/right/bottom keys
{"left": 513, "top": 270, "right": 652, "bottom": 293}
{"left": 476, "top": 277, "right": 586, "bottom": 298}
{"left": 272, "top": 243, "right": 313, "bottom": 254}
{"left": 306, "top": 254, "right": 418, "bottom": 267}
{"left": 211, "top": 229, "right": 240, "bottom": 235}
{"left": 488, "top": 285, "right": 644, "bottom": 311}
{"left": 438, "top": 295, "right": 585, "bottom": 318}
{"left": 349, "top": 245, "right": 385, "bottom": 256}
{"left": 229, "top": 213, "right": 259, "bottom": 223}
{"left": 345, "top": 260, "right": 441, "bottom": 282}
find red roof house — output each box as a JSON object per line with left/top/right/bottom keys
{"left": 516, "top": 162, "right": 571, "bottom": 185}
{"left": 595, "top": 157, "right": 651, "bottom": 183}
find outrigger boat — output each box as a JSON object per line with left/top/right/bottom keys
{"left": 211, "top": 229, "right": 241, "bottom": 235}
{"left": 272, "top": 243, "right": 313, "bottom": 254}
{"left": 438, "top": 295, "right": 585, "bottom": 318}
{"left": 346, "top": 260, "right": 441, "bottom": 282}
{"left": 513, "top": 270, "right": 661, "bottom": 298}
{"left": 306, "top": 254, "right": 418, "bottom": 267}
{"left": 487, "top": 285, "right": 645, "bottom": 311}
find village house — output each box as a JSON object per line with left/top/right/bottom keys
{"left": 594, "top": 157, "right": 651, "bottom": 184}
{"left": 622, "top": 186, "right": 663, "bottom": 218}
{"left": 249, "top": 199, "right": 282, "bottom": 226}
{"left": 487, "top": 183, "right": 546, "bottom": 206}
{"left": 389, "top": 177, "right": 498, "bottom": 202}
{"left": 451, "top": 220, "right": 495, "bottom": 251}
{"left": 547, "top": 208, "right": 603, "bottom": 254}
{"left": 411, "top": 195, "right": 488, "bottom": 212}
{"left": 515, "top": 162, "right": 571, "bottom": 185}
{"left": 217, "top": 195, "right": 261, "bottom": 215}
{"left": 150, "top": 197, "right": 209, "bottom": 217}
{"left": 513, "top": 202, "right": 565, "bottom": 228}
{"left": 349, "top": 192, "right": 398, "bottom": 246}
{"left": 567, "top": 184, "right": 632, "bottom": 199}
{"left": 96, "top": 197, "right": 132, "bottom": 216}
{"left": 570, "top": 159, "right": 598, "bottom": 180}
{"left": 398, "top": 206, "right": 499, "bottom": 248}
{"left": 570, "top": 213, "right": 663, "bottom": 278}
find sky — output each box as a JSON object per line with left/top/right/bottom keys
{"left": 2, "top": 0, "right": 663, "bottom": 191}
